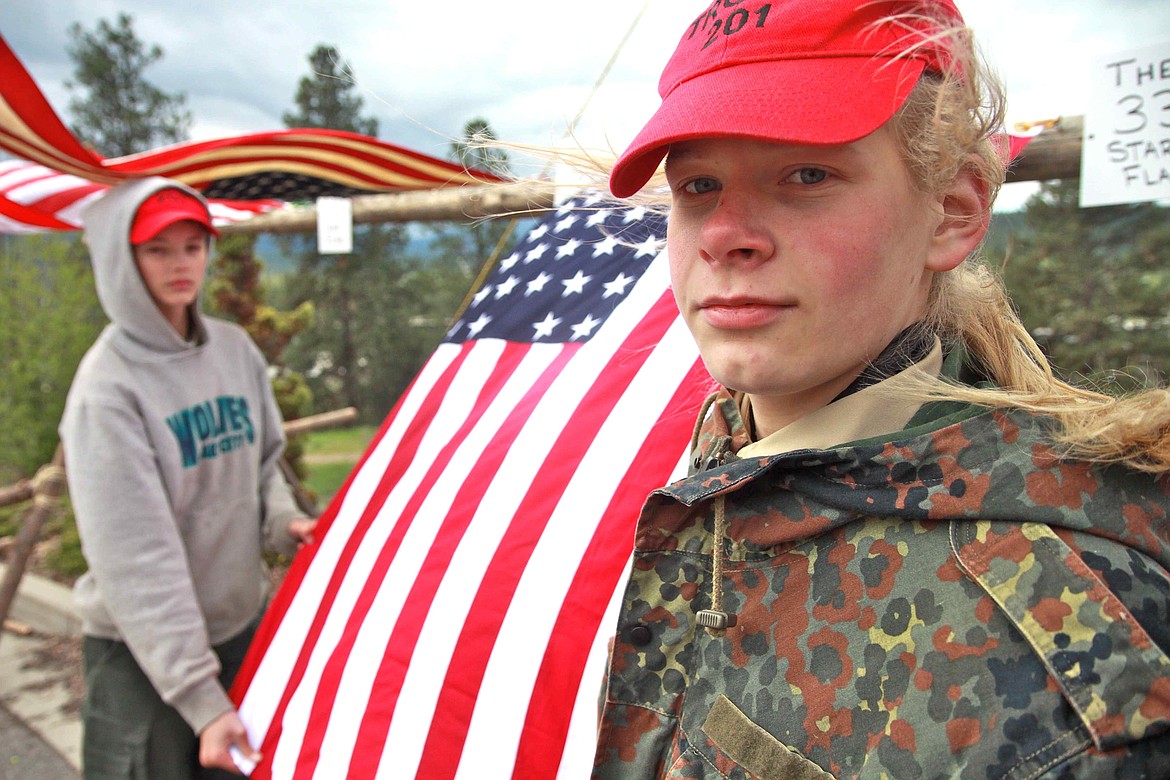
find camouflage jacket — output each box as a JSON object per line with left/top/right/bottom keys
{"left": 594, "top": 389, "right": 1170, "bottom": 779}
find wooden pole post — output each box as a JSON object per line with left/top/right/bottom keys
{"left": 0, "top": 479, "right": 33, "bottom": 509}
{"left": 0, "top": 444, "right": 66, "bottom": 640}
{"left": 217, "top": 181, "right": 558, "bottom": 236}
{"left": 213, "top": 118, "right": 1086, "bottom": 236}
{"left": 280, "top": 406, "right": 361, "bottom": 516}
{"left": 1004, "top": 116, "right": 1083, "bottom": 184}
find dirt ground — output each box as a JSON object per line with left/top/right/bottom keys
{"left": 5, "top": 541, "right": 84, "bottom": 714}
{"left": 21, "top": 632, "right": 84, "bottom": 716}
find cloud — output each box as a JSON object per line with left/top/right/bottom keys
{"left": 2, "top": 0, "right": 1168, "bottom": 210}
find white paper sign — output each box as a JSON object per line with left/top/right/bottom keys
{"left": 316, "top": 196, "right": 353, "bottom": 254}
{"left": 1081, "top": 42, "right": 1170, "bottom": 207}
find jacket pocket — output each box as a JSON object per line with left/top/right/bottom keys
{"left": 951, "top": 520, "right": 1170, "bottom": 751}
{"left": 700, "top": 693, "right": 836, "bottom": 779}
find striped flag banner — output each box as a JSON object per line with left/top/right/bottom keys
{"left": 0, "top": 32, "right": 503, "bottom": 234}
{"left": 0, "top": 159, "right": 282, "bottom": 233}
{"left": 232, "top": 193, "right": 712, "bottom": 778}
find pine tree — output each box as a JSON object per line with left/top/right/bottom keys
{"left": 205, "top": 235, "right": 316, "bottom": 483}
{"left": 0, "top": 235, "right": 104, "bottom": 474}
{"left": 1000, "top": 180, "right": 1170, "bottom": 389}
{"left": 65, "top": 13, "right": 191, "bottom": 157}
{"left": 279, "top": 44, "right": 407, "bottom": 420}
{"left": 282, "top": 45, "right": 378, "bottom": 136}
{"left": 450, "top": 118, "right": 515, "bottom": 269}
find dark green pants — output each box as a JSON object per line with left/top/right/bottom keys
{"left": 81, "top": 619, "right": 258, "bottom": 780}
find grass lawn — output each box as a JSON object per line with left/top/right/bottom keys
{"left": 302, "top": 424, "right": 378, "bottom": 458}
{"left": 303, "top": 460, "right": 359, "bottom": 510}
{"left": 300, "top": 424, "right": 377, "bottom": 508}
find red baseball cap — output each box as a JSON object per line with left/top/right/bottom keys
{"left": 130, "top": 188, "right": 219, "bottom": 244}
{"left": 610, "top": 0, "right": 965, "bottom": 197}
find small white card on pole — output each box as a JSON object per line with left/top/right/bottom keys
{"left": 1080, "top": 42, "right": 1170, "bottom": 207}
{"left": 316, "top": 196, "right": 353, "bottom": 254}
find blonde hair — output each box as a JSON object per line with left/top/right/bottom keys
{"left": 887, "top": 18, "right": 1170, "bottom": 474}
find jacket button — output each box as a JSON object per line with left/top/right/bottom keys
{"left": 627, "top": 624, "right": 652, "bottom": 647}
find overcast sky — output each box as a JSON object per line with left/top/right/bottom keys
{"left": 2, "top": 0, "right": 1168, "bottom": 211}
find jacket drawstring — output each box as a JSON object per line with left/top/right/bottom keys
{"left": 697, "top": 495, "right": 737, "bottom": 635}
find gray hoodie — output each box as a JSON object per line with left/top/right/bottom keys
{"left": 60, "top": 177, "right": 306, "bottom": 733}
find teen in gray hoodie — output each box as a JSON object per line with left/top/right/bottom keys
{"left": 61, "top": 177, "right": 316, "bottom": 777}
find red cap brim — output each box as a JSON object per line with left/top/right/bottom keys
{"left": 131, "top": 189, "right": 219, "bottom": 244}
{"left": 610, "top": 56, "right": 926, "bottom": 198}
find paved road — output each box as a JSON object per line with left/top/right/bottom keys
{"left": 0, "top": 700, "right": 79, "bottom": 780}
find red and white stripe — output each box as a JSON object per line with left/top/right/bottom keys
{"left": 0, "top": 31, "right": 503, "bottom": 235}
{"left": 0, "top": 159, "right": 103, "bottom": 232}
{"left": 233, "top": 249, "right": 712, "bottom": 779}
{"left": 0, "top": 159, "right": 282, "bottom": 233}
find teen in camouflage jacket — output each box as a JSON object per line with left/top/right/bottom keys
{"left": 592, "top": 0, "right": 1170, "bottom": 776}
{"left": 594, "top": 355, "right": 1170, "bottom": 778}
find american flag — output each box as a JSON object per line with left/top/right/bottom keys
{"left": 231, "top": 193, "right": 713, "bottom": 778}
{"left": 0, "top": 158, "right": 283, "bottom": 233}
{"left": 0, "top": 32, "right": 502, "bottom": 234}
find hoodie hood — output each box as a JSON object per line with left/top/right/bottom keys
{"left": 82, "top": 177, "right": 211, "bottom": 355}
